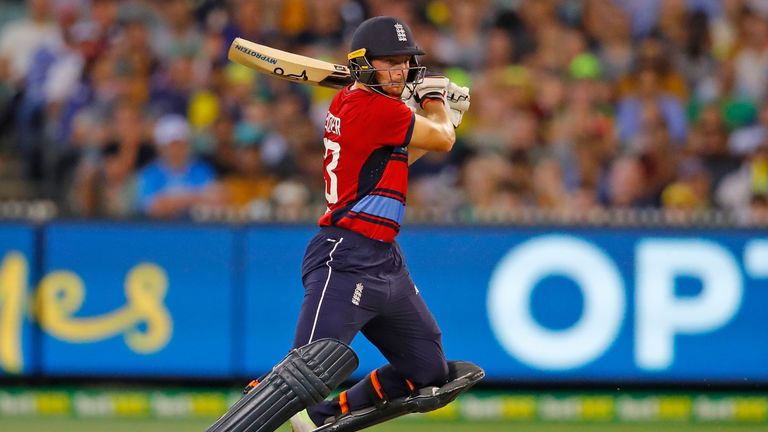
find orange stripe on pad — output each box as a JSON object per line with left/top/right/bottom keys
{"left": 405, "top": 379, "right": 415, "bottom": 392}
{"left": 243, "top": 379, "right": 260, "bottom": 394}
{"left": 370, "top": 370, "right": 385, "bottom": 400}
{"left": 339, "top": 391, "right": 349, "bottom": 414}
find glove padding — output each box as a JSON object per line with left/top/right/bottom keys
{"left": 446, "top": 82, "right": 470, "bottom": 128}
{"left": 404, "top": 93, "right": 420, "bottom": 113}
{"left": 414, "top": 76, "right": 449, "bottom": 108}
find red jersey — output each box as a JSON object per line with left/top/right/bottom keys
{"left": 318, "top": 86, "right": 415, "bottom": 242}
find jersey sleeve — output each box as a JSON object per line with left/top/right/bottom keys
{"left": 365, "top": 97, "right": 416, "bottom": 147}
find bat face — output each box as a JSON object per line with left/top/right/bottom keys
{"left": 228, "top": 38, "right": 353, "bottom": 89}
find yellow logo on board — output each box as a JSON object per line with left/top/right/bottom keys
{"left": 0, "top": 252, "right": 173, "bottom": 374}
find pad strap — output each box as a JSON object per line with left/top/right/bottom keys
{"left": 363, "top": 370, "right": 389, "bottom": 408}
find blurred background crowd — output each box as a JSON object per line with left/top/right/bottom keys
{"left": 2, "top": 0, "right": 768, "bottom": 223}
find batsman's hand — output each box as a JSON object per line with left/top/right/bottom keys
{"left": 446, "top": 82, "right": 470, "bottom": 128}
{"left": 413, "top": 76, "right": 449, "bottom": 108}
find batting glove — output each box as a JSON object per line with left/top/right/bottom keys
{"left": 404, "top": 95, "right": 420, "bottom": 113}
{"left": 446, "top": 82, "right": 470, "bottom": 128}
{"left": 414, "top": 76, "right": 449, "bottom": 108}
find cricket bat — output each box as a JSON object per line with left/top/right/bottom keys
{"left": 227, "top": 37, "right": 353, "bottom": 89}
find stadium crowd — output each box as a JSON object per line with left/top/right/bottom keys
{"left": 1, "top": 0, "right": 768, "bottom": 223}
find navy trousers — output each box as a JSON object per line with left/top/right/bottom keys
{"left": 292, "top": 226, "right": 449, "bottom": 424}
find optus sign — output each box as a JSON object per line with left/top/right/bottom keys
{"left": 487, "top": 234, "right": 768, "bottom": 375}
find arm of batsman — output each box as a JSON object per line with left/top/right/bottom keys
{"left": 413, "top": 76, "right": 449, "bottom": 107}
{"left": 446, "top": 82, "right": 470, "bottom": 128}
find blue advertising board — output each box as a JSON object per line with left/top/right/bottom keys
{"left": 240, "top": 226, "right": 768, "bottom": 383}
{"left": 11, "top": 222, "right": 768, "bottom": 383}
{"left": 39, "top": 223, "right": 237, "bottom": 378}
{"left": 0, "top": 224, "right": 37, "bottom": 376}
{"left": 240, "top": 225, "right": 313, "bottom": 376}
{"left": 398, "top": 227, "right": 768, "bottom": 382}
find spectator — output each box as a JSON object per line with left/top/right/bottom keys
{"left": 220, "top": 126, "right": 276, "bottom": 209}
{"left": 433, "top": 0, "right": 492, "bottom": 71}
{"left": 15, "top": 2, "right": 96, "bottom": 184}
{"left": 84, "top": 141, "right": 141, "bottom": 218}
{"left": 730, "top": 8, "right": 768, "bottom": 102}
{"left": 583, "top": 0, "right": 634, "bottom": 82}
{"left": 717, "top": 141, "right": 768, "bottom": 217}
{"left": 603, "top": 155, "right": 652, "bottom": 208}
{"left": 0, "top": 0, "right": 59, "bottom": 91}
{"left": 461, "top": 152, "right": 526, "bottom": 213}
{"left": 532, "top": 156, "right": 567, "bottom": 209}
{"left": 748, "top": 193, "right": 768, "bottom": 224}
{"left": 148, "top": 52, "right": 194, "bottom": 117}
{"left": 730, "top": 101, "right": 768, "bottom": 157}
{"left": 137, "top": 114, "right": 221, "bottom": 218}
{"left": 201, "top": 115, "right": 238, "bottom": 176}
{"left": 614, "top": 0, "right": 662, "bottom": 38}
{"left": 688, "top": 104, "right": 741, "bottom": 189}
{"left": 67, "top": 102, "right": 154, "bottom": 217}
{"left": 152, "top": 0, "right": 202, "bottom": 61}
{"left": 661, "top": 157, "right": 712, "bottom": 211}
{"left": 616, "top": 65, "right": 688, "bottom": 146}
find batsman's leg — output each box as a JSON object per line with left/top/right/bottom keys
{"left": 306, "top": 279, "right": 484, "bottom": 431}
{"left": 206, "top": 338, "right": 358, "bottom": 432}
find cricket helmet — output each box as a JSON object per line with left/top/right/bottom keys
{"left": 347, "top": 16, "right": 426, "bottom": 98}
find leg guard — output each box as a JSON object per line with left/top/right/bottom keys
{"left": 207, "top": 338, "right": 358, "bottom": 432}
{"left": 314, "top": 361, "right": 484, "bottom": 432}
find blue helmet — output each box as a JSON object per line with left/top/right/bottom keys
{"left": 347, "top": 16, "right": 426, "bottom": 98}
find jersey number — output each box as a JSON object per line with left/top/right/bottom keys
{"left": 323, "top": 138, "right": 341, "bottom": 204}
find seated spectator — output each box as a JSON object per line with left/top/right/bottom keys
{"left": 730, "top": 8, "right": 768, "bottom": 102}
{"left": 90, "top": 142, "right": 141, "bottom": 218}
{"left": 661, "top": 157, "right": 712, "bottom": 211}
{"left": 616, "top": 65, "right": 688, "bottom": 146}
{"left": 532, "top": 156, "right": 566, "bottom": 209}
{"left": 748, "top": 193, "right": 768, "bottom": 224}
{"left": 688, "top": 104, "right": 741, "bottom": 189}
{"left": 137, "top": 114, "right": 221, "bottom": 218}
{"left": 602, "top": 155, "right": 655, "bottom": 208}
{"left": 717, "top": 141, "right": 768, "bottom": 217}
{"left": 68, "top": 103, "right": 155, "bottom": 218}
{"left": 221, "top": 127, "right": 277, "bottom": 209}
{"left": 0, "top": 0, "right": 59, "bottom": 92}
{"left": 729, "top": 102, "right": 768, "bottom": 157}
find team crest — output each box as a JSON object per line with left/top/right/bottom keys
{"left": 394, "top": 23, "right": 407, "bottom": 42}
{"left": 352, "top": 283, "right": 364, "bottom": 305}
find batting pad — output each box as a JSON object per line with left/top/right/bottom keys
{"left": 206, "top": 338, "right": 358, "bottom": 432}
{"left": 314, "top": 360, "right": 485, "bottom": 432}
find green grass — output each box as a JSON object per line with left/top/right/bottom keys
{"left": 2, "top": 418, "right": 768, "bottom": 432}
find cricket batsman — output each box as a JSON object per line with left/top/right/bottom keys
{"left": 207, "top": 16, "right": 483, "bottom": 432}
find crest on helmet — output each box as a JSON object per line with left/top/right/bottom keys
{"left": 394, "top": 23, "right": 407, "bottom": 42}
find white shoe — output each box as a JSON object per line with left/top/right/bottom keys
{"left": 289, "top": 410, "right": 316, "bottom": 432}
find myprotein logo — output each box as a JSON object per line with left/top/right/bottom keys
{"left": 235, "top": 44, "right": 277, "bottom": 65}
{"left": 487, "top": 235, "right": 768, "bottom": 371}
